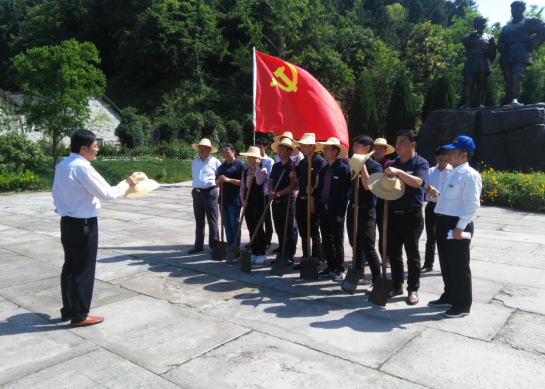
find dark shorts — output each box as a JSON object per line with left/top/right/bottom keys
{"left": 463, "top": 70, "right": 491, "bottom": 85}
{"left": 502, "top": 63, "right": 527, "bottom": 80}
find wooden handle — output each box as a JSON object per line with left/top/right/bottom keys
{"left": 220, "top": 182, "right": 224, "bottom": 242}
{"left": 281, "top": 159, "right": 298, "bottom": 254}
{"left": 307, "top": 157, "right": 312, "bottom": 251}
{"left": 382, "top": 200, "right": 388, "bottom": 279}
{"left": 234, "top": 166, "right": 255, "bottom": 248}
{"left": 353, "top": 172, "right": 359, "bottom": 265}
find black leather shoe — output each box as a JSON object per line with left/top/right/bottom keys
{"left": 407, "top": 291, "right": 419, "bottom": 305}
{"left": 188, "top": 247, "right": 203, "bottom": 254}
{"left": 286, "top": 260, "right": 294, "bottom": 267}
{"left": 421, "top": 265, "right": 433, "bottom": 273}
{"left": 389, "top": 288, "right": 403, "bottom": 298}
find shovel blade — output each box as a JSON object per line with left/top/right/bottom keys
{"left": 341, "top": 268, "right": 362, "bottom": 295}
{"left": 368, "top": 277, "right": 393, "bottom": 307}
{"left": 225, "top": 244, "right": 238, "bottom": 264}
{"left": 300, "top": 257, "right": 319, "bottom": 280}
{"left": 270, "top": 253, "right": 288, "bottom": 276}
{"left": 212, "top": 240, "right": 228, "bottom": 261}
{"left": 241, "top": 251, "right": 252, "bottom": 274}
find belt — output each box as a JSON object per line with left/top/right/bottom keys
{"left": 297, "top": 196, "right": 308, "bottom": 200}
{"left": 390, "top": 208, "right": 421, "bottom": 215}
{"left": 194, "top": 186, "right": 216, "bottom": 192}
{"left": 351, "top": 204, "right": 370, "bottom": 209}
{"left": 436, "top": 213, "right": 459, "bottom": 219}
{"left": 273, "top": 198, "right": 289, "bottom": 204}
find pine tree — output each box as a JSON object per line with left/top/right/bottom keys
{"left": 520, "top": 65, "right": 545, "bottom": 104}
{"left": 385, "top": 67, "right": 415, "bottom": 143}
{"left": 422, "top": 74, "right": 456, "bottom": 122}
{"left": 348, "top": 69, "right": 379, "bottom": 141}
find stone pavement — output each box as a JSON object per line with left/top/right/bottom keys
{"left": 1, "top": 183, "right": 544, "bottom": 388}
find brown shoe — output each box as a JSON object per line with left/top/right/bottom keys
{"left": 70, "top": 316, "right": 104, "bottom": 327}
{"left": 188, "top": 247, "right": 203, "bottom": 254}
{"left": 389, "top": 288, "right": 403, "bottom": 298}
{"left": 407, "top": 291, "right": 419, "bottom": 305}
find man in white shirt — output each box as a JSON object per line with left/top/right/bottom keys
{"left": 52, "top": 129, "right": 138, "bottom": 327}
{"left": 190, "top": 138, "right": 221, "bottom": 254}
{"left": 429, "top": 136, "right": 482, "bottom": 318}
{"left": 422, "top": 147, "right": 452, "bottom": 273}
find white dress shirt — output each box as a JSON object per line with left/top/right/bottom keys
{"left": 425, "top": 164, "right": 453, "bottom": 202}
{"left": 191, "top": 155, "right": 221, "bottom": 189}
{"left": 260, "top": 155, "right": 273, "bottom": 195}
{"left": 52, "top": 153, "right": 129, "bottom": 218}
{"left": 434, "top": 162, "right": 482, "bottom": 229}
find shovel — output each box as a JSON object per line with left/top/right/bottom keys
{"left": 271, "top": 158, "right": 298, "bottom": 276}
{"left": 300, "top": 157, "right": 319, "bottom": 280}
{"left": 368, "top": 199, "right": 393, "bottom": 307}
{"left": 226, "top": 166, "right": 255, "bottom": 264}
{"left": 240, "top": 170, "right": 285, "bottom": 274}
{"left": 212, "top": 182, "right": 228, "bottom": 260}
{"left": 341, "top": 171, "right": 362, "bottom": 294}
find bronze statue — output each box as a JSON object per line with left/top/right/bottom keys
{"left": 498, "top": 1, "right": 545, "bottom": 105}
{"left": 460, "top": 17, "right": 496, "bottom": 109}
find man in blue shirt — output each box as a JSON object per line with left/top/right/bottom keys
{"left": 216, "top": 143, "right": 245, "bottom": 261}
{"left": 384, "top": 130, "right": 429, "bottom": 305}
{"left": 346, "top": 135, "right": 383, "bottom": 289}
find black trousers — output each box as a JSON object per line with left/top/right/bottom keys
{"left": 272, "top": 199, "right": 297, "bottom": 257}
{"left": 245, "top": 199, "right": 266, "bottom": 256}
{"left": 436, "top": 215, "right": 474, "bottom": 312}
{"left": 387, "top": 209, "right": 424, "bottom": 292}
{"left": 192, "top": 188, "right": 219, "bottom": 250}
{"left": 295, "top": 197, "right": 321, "bottom": 258}
{"left": 318, "top": 205, "right": 345, "bottom": 271}
{"left": 376, "top": 198, "right": 387, "bottom": 261}
{"left": 264, "top": 204, "right": 273, "bottom": 245}
{"left": 346, "top": 204, "right": 381, "bottom": 283}
{"left": 60, "top": 216, "right": 98, "bottom": 323}
{"left": 424, "top": 202, "right": 437, "bottom": 267}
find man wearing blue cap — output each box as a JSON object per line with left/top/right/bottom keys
{"left": 429, "top": 136, "right": 482, "bottom": 318}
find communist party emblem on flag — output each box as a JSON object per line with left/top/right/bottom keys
{"left": 253, "top": 49, "right": 349, "bottom": 148}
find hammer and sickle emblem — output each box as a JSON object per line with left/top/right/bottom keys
{"left": 270, "top": 63, "right": 298, "bottom": 93}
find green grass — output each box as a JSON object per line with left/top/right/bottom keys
{"left": 34, "top": 158, "right": 192, "bottom": 190}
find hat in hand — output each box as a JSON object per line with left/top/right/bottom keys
{"left": 191, "top": 138, "right": 218, "bottom": 153}
{"left": 239, "top": 146, "right": 262, "bottom": 159}
{"left": 121, "top": 172, "right": 160, "bottom": 199}
{"left": 349, "top": 151, "right": 375, "bottom": 180}
{"left": 367, "top": 173, "right": 405, "bottom": 201}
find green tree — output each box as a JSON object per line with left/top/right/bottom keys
{"left": 421, "top": 73, "right": 456, "bottom": 122}
{"left": 0, "top": 92, "right": 20, "bottom": 133}
{"left": 348, "top": 69, "right": 379, "bottom": 141}
{"left": 115, "top": 107, "right": 151, "bottom": 149}
{"left": 11, "top": 39, "right": 106, "bottom": 166}
{"left": 520, "top": 65, "right": 545, "bottom": 104}
{"left": 202, "top": 110, "right": 226, "bottom": 146}
{"left": 0, "top": 132, "right": 47, "bottom": 174}
{"left": 385, "top": 67, "right": 415, "bottom": 143}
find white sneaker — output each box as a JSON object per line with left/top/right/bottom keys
{"left": 251, "top": 255, "right": 258, "bottom": 263}
{"left": 255, "top": 255, "right": 267, "bottom": 264}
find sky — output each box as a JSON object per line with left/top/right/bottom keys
{"left": 475, "top": 0, "right": 544, "bottom": 26}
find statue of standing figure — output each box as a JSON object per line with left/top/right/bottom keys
{"left": 460, "top": 17, "right": 496, "bottom": 109}
{"left": 498, "top": 1, "right": 545, "bottom": 105}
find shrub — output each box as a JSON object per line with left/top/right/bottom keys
{"left": 160, "top": 140, "right": 198, "bottom": 159}
{"left": 202, "top": 110, "right": 226, "bottom": 146}
{"left": 179, "top": 112, "right": 204, "bottom": 143}
{"left": 0, "top": 133, "right": 48, "bottom": 174}
{"left": 0, "top": 170, "right": 42, "bottom": 191}
{"left": 37, "top": 137, "right": 70, "bottom": 159}
{"left": 96, "top": 142, "right": 118, "bottom": 157}
{"left": 115, "top": 107, "right": 151, "bottom": 148}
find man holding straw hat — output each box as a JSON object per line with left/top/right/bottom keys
{"left": 189, "top": 138, "right": 221, "bottom": 254}
{"left": 269, "top": 137, "right": 300, "bottom": 267}
{"left": 311, "top": 137, "right": 351, "bottom": 282}
{"left": 290, "top": 133, "right": 326, "bottom": 269}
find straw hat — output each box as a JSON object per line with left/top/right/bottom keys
{"left": 239, "top": 146, "right": 262, "bottom": 159}
{"left": 271, "top": 137, "right": 300, "bottom": 157}
{"left": 316, "top": 137, "right": 348, "bottom": 158}
{"left": 374, "top": 138, "right": 395, "bottom": 155}
{"left": 273, "top": 131, "right": 295, "bottom": 142}
{"left": 367, "top": 173, "right": 405, "bottom": 201}
{"left": 297, "top": 133, "right": 323, "bottom": 152}
{"left": 121, "top": 172, "right": 160, "bottom": 199}
{"left": 191, "top": 138, "right": 218, "bottom": 153}
{"left": 348, "top": 151, "right": 375, "bottom": 180}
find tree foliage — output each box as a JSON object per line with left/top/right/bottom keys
{"left": 115, "top": 107, "right": 151, "bottom": 149}
{"left": 348, "top": 69, "right": 379, "bottom": 141}
{"left": 422, "top": 73, "right": 456, "bottom": 122}
{"left": 385, "top": 67, "right": 415, "bottom": 143}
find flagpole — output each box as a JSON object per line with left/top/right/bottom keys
{"left": 252, "top": 46, "right": 257, "bottom": 146}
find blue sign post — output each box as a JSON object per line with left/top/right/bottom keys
{"left": 153, "top": 129, "right": 160, "bottom": 158}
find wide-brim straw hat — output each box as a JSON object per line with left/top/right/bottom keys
{"left": 367, "top": 172, "right": 405, "bottom": 201}
{"left": 374, "top": 138, "right": 395, "bottom": 155}
{"left": 349, "top": 151, "right": 375, "bottom": 180}
{"left": 120, "top": 172, "right": 160, "bottom": 199}
{"left": 273, "top": 131, "right": 295, "bottom": 143}
{"left": 271, "top": 137, "right": 300, "bottom": 157}
{"left": 297, "top": 133, "right": 323, "bottom": 152}
{"left": 316, "top": 137, "right": 348, "bottom": 158}
{"left": 191, "top": 138, "right": 218, "bottom": 153}
{"left": 239, "top": 146, "right": 262, "bottom": 159}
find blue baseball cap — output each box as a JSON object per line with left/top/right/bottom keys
{"left": 442, "top": 136, "right": 476, "bottom": 152}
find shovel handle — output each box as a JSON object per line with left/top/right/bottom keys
{"left": 353, "top": 171, "right": 359, "bottom": 267}
{"left": 307, "top": 156, "right": 312, "bottom": 250}
{"left": 234, "top": 166, "right": 255, "bottom": 248}
{"left": 281, "top": 158, "right": 298, "bottom": 256}
{"left": 220, "top": 182, "right": 224, "bottom": 242}
{"left": 382, "top": 200, "right": 388, "bottom": 279}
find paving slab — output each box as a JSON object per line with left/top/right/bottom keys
{"left": 381, "top": 329, "right": 545, "bottom": 389}
{"left": 0, "top": 255, "right": 60, "bottom": 289}
{"left": 474, "top": 216, "right": 545, "bottom": 228}
{"left": 69, "top": 295, "right": 249, "bottom": 374}
{"left": 98, "top": 239, "right": 181, "bottom": 257}
{"left": 470, "top": 246, "right": 545, "bottom": 269}
{"left": 0, "top": 228, "right": 52, "bottom": 246}
{"left": 165, "top": 331, "right": 424, "bottom": 389}
{"left": 0, "top": 300, "right": 97, "bottom": 386}
{"left": 1, "top": 236, "right": 64, "bottom": 264}
{"left": 97, "top": 209, "right": 155, "bottom": 221}
{"left": 0, "top": 276, "right": 138, "bottom": 322}
{"left": 469, "top": 236, "right": 540, "bottom": 254}
{"left": 112, "top": 266, "right": 254, "bottom": 311}
{"left": 500, "top": 223, "right": 545, "bottom": 236}
{"left": 493, "top": 284, "right": 545, "bottom": 315}
{"left": 95, "top": 250, "right": 169, "bottom": 282}
{"left": 2, "top": 348, "right": 181, "bottom": 389}
{"left": 471, "top": 259, "right": 545, "bottom": 290}
{"left": 203, "top": 288, "right": 422, "bottom": 368}
{"left": 130, "top": 216, "right": 194, "bottom": 229}
{"left": 494, "top": 310, "right": 545, "bottom": 355}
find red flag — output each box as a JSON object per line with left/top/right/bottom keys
{"left": 253, "top": 49, "right": 348, "bottom": 148}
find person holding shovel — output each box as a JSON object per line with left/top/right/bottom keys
{"left": 269, "top": 138, "right": 300, "bottom": 268}
{"left": 383, "top": 130, "right": 429, "bottom": 305}
{"left": 290, "top": 133, "right": 326, "bottom": 270}
{"left": 430, "top": 136, "right": 482, "bottom": 318}
{"left": 346, "top": 135, "right": 383, "bottom": 290}
{"left": 239, "top": 147, "right": 269, "bottom": 264}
